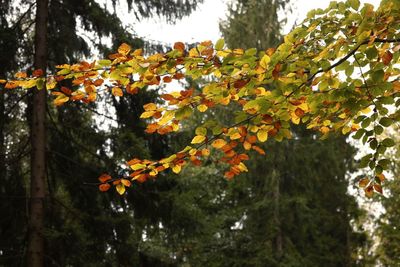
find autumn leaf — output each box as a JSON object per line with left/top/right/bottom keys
{"left": 32, "top": 69, "right": 44, "bottom": 77}
{"left": 173, "top": 42, "right": 185, "bottom": 51}
{"left": 373, "top": 184, "right": 383, "bottom": 194}
{"left": 191, "top": 135, "right": 206, "bottom": 144}
{"left": 381, "top": 50, "right": 393, "bottom": 65}
{"left": 112, "top": 87, "right": 123, "bottom": 97}
{"left": 257, "top": 129, "right": 268, "bottom": 142}
{"left": 172, "top": 165, "right": 182, "bottom": 174}
{"left": 358, "top": 178, "right": 369, "bottom": 188}
{"left": 365, "top": 186, "right": 374, "bottom": 198}
{"left": 15, "top": 72, "right": 27, "bottom": 78}
{"left": 53, "top": 94, "right": 69, "bottom": 106}
{"left": 98, "top": 174, "right": 112, "bottom": 183}
{"left": 212, "top": 139, "right": 227, "bottom": 149}
{"left": 121, "top": 179, "right": 131, "bottom": 187}
{"left": 99, "top": 183, "right": 111, "bottom": 192}
{"left": 252, "top": 145, "right": 266, "bottom": 155}
{"left": 118, "top": 43, "right": 131, "bottom": 56}
{"left": 197, "top": 104, "right": 208, "bottom": 112}
{"left": 116, "top": 183, "right": 126, "bottom": 195}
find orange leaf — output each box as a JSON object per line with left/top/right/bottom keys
{"left": 33, "top": 69, "right": 44, "bottom": 77}
{"left": 224, "top": 171, "right": 235, "bottom": 180}
{"left": 212, "top": 139, "right": 227, "bottom": 149}
{"left": 163, "top": 76, "right": 172, "bottom": 83}
{"left": 99, "top": 183, "right": 111, "bottom": 192}
{"left": 118, "top": 43, "right": 131, "bottom": 56}
{"left": 173, "top": 73, "right": 185, "bottom": 80}
{"left": 358, "top": 178, "right": 369, "bottom": 188}
{"left": 15, "top": 72, "right": 27, "bottom": 78}
{"left": 93, "top": 79, "right": 104, "bottom": 86}
{"left": 98, "top": 174, "right": 112, "bottom": 183}
{"left": 252, "top": 145, "right": 266, "bottom": 155}
{"left": 61, "top": 86, "right": 72, "bottom": 95}
{"left": 5, "top": 81, "right": 19, "bottom": 89}
{"left": 112, "top": 87, "right": 123, "bottom": 97}
{"left": 121, "top": 179, "right": 131, "bottom": 187}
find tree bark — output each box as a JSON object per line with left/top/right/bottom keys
{"left": 27, "top": 0, "right": 48, "bottom": 266}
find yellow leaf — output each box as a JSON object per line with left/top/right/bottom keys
{"left": 189, "top": 148, "right": 197, "bottom": 155}
{"left": 130, "top": 163, "right": 146, "bottom": 171}
{"left": 112, "top": 87, "right": 123, "bottom": 97}
{"left": 116, "top": 184, "right": 126, "bottom": 195}
{"left": 53, "top": 95, "right": 69, "bottom": 106}
{"left": 201, "top": 148, "right": 210, "bottom": 156}
{"left": 197, "top": 104, "right": 208, "bottom": 112}
{"left": 212, "top": 139, "right": 227, "bottom": 148}
{"left": 140, "top": 111, "right": 155, "bottom": 119}
{"left": 361, "top": 107, "right": 371, "bottom": 114}
{"left": 260, "top": 55, "right": 271, "bottom": 69}
{"left": 172, "top": 165, "right": 182, "bottom": 174}
{"left": 143, "top": 103, "right": 157, "bottom": 111}
{"left": 341, "top": 126, "right": 351, "bottom": 135}
{"left": 118, "top": 43, "right": 131, "bottom": 56}
{"left": 230, "top": 132, "right": 241, "bottom": 140}
{"left": 291, "top": 115, "right": 300, "bottom": 125}
{"left": 238, "top": 162, "right": 248, "bottom": 172}
{"left": 323, "top": 120, "right": 331, "bottom": 126}
{"left": 191, "top": 135, "right": 206, "bottom": 144}
{"left": 46, "top": 79, "right": 57, "bottom": 90}
{"left": 257, "top": 129, "right": 268, "bottom": 142}
{"left": 158, "top": 110, "right": 175, "bottom": 125}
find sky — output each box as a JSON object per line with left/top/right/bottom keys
{"left": 130, "top": 0, "right": 382, "bottom": 46}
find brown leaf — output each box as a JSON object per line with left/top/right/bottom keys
{"left": 373, "top": 184, "right": 383, "bottom": 194}
{"left": 382, "top": 51, "right": 393, "bottom": 65}
{"left": 173, "top": 42, "right": 185, "bottom": 51}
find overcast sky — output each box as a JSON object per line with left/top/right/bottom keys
{"left": 130, "top": 0, "right": 381, "bottom": 46}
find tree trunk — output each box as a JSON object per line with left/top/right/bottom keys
{"left": 27, "top": 0, "right": 48, "bottom": 266}
{"left": 272, "top": 168, "right": 283, "bottom": 259}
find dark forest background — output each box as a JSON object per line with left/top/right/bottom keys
{"left": 0, "top": 0, "right": 398, "bottom": 266}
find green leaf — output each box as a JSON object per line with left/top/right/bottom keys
{"left": 378, "top": 159, "right": 390, "bottom": 169}
{"left": 382, "top": 138, "right": 395, "bottom": 147}
{"left": 377, "top": 145, "right": 387, "bottom": 155}
{"left": 245, "top": 48, "right": 257, "bottom": 56}
{"left": 195, "top": 127, "right": 207, "bottom": 136}
{"left": 374, "top": 125, "right": 383, "bottom": 135}
{"left": 36, "top": 78, "right": 45, "bottom": 90}
{"left": 353, "top": 129, "right": 365, "bottom": 139}
{"left": 379, "top": 117, "right": 392, "bottom": 127}
{"left": 215, "top": 39, "right": 225, "bottom": 50}
{"left": 375, "top": 165, "right": 383, "bottom": 175}
{"left": 98, "top": 59, "right": 112, "bottom": 67}
{"left": 175, "top": 106, "right": 193, "bottom": 120}
{"left": 359, "top": 154, "right": 372, "bottom": 168}
{"left": 371, "top": 69, "right": 384, "bottom": 83}
{"left": 369, "top": 138, "right": 378, "bottom": 150}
